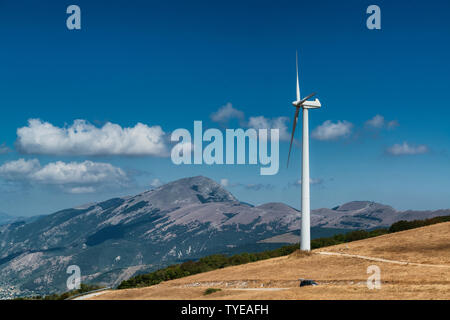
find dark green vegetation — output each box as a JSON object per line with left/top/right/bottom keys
{"left": 204, "top": 288, "right": 222, "bottom": 295}
{"left": 310, "top": 228, "right": 389, "bottom": 249}
{"left": 388, "top": 215, "right": 450, "bottom": 233}
{"left": 118, "top": 245, "right": 299, "bottom": 289}
{"left": 118, "top": 215, "right": 450, "bottom": 290}
{"left": 14, "top": 284, "right": 103, "bottom": 300}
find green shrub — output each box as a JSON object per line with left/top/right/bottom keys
{"left": 389, "top": 216, "right": 450, "bottom": 233}
{"left": 16, "top": 283, "right": 103, "bottom": 300}
{"left": 204, "top": 288, "right": 222, "bottom": 295}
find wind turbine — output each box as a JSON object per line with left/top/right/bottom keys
{"left": 287, "top": 52, "right": 322, "bottom": 251}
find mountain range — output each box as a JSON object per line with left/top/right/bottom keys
{"left": 0, "top": 212, "right": 14, "bottom": 226}
{"left": 0, "top": 176, "right": 449, "bottom": 298}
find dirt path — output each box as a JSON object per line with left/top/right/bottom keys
{"left": 72, "top": 290, "right": 110, "bottom": 300}
{"left": 229, "top": 288, "right": 287, "bottom": 291}
{"left": 317, "top": 251, "right": 450, "bottom": 268}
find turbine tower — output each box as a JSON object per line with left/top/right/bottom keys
{"left": 287, "top": 52, "right": 322, "bottom": 251}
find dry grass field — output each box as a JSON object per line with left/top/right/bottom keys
{"left": 88, "top": 222, "right": 450, "bottom": 300}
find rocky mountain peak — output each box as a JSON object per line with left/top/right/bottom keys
{"left": 335, "top": 201, "right": 376, "bottom": 211}
{"left": 127, "top": 176, "right": 238, "bottom": 210}
{"left": 334, "top": 201, "right": 396, "bottom": 213}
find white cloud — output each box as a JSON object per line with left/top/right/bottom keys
{"left": 67, "top": 187, "right": 96, "bottom": 194}
{"left": 0, "top": 158, "right": 40, "bottom": 179}
{"left": 150, "top": 178, "right": 163, "bottom": 188}
{"left": 247, "top": 116, "right": 290, "bottom": 141}
{"left": 364, "top": 115, "right": 399, "bottom": 131}
{"left": 16, "top": 119, "right": 169, "bottom": 156}
{"left": 223, "top": 180, "right": 273, "bottom": 190}
{"left": 293, "top": 178, "right": 323, "bottom": 187}
{"left": 210, "top": 103, "right": 245, "bottom": 124}
{"left": 241, "top": 183, "right": 274, "bottom": 191}
{"left": 210, "top": 104, "right": 291, "bottom": 141}
{"left": 386, "top": 142, "right": 429, "bottom": 156}
{"left": 0, "top": 158, "right": 128, "bottom": 193}
{"left": 365, "top": 115, "right": 384, "bottom": 128}
{"left": 387, "top": 120, "right": 399, "bottom": 129}
{"left": 311, "top": 120, "right": 353, "bottom": 141}
{"left": 31, "top": 161, "right": 127, "bottom": 185}
{"left": 0, "top": 143, "right": 11, "bottom": 154}
{"left": 220, "top": 178, "right": 229, "bottom": 187}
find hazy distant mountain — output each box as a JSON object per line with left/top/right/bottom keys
{"left": 0, "top": 212, "right": 14, "bottom": 226}
{"left": 260, "top": 201, "right": 450, "bottom": 244}
{"left": 0, "top": 212, "right": 44, "bottom": 227}
{"left": 0, "top": 176, "right": 448, "bottom": 298}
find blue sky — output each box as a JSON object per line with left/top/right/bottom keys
{"left": 0, "top": 0, "right": 449, "bottom": 216}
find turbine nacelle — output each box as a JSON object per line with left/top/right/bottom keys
{"left": 291, "top": 92, "right": 321, "bottom": 109}
{"left": 292, "top": 98, "right": 322, "bottom": 109}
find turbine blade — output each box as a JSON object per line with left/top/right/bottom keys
{"left": 287, "top": 107, "right": 300, "bottom": 168}
{"left": 296, "top": 51, "right": 300, "bottom": 101}
{"left": 297, "top": 92, "right": 317, "bottom": 106}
